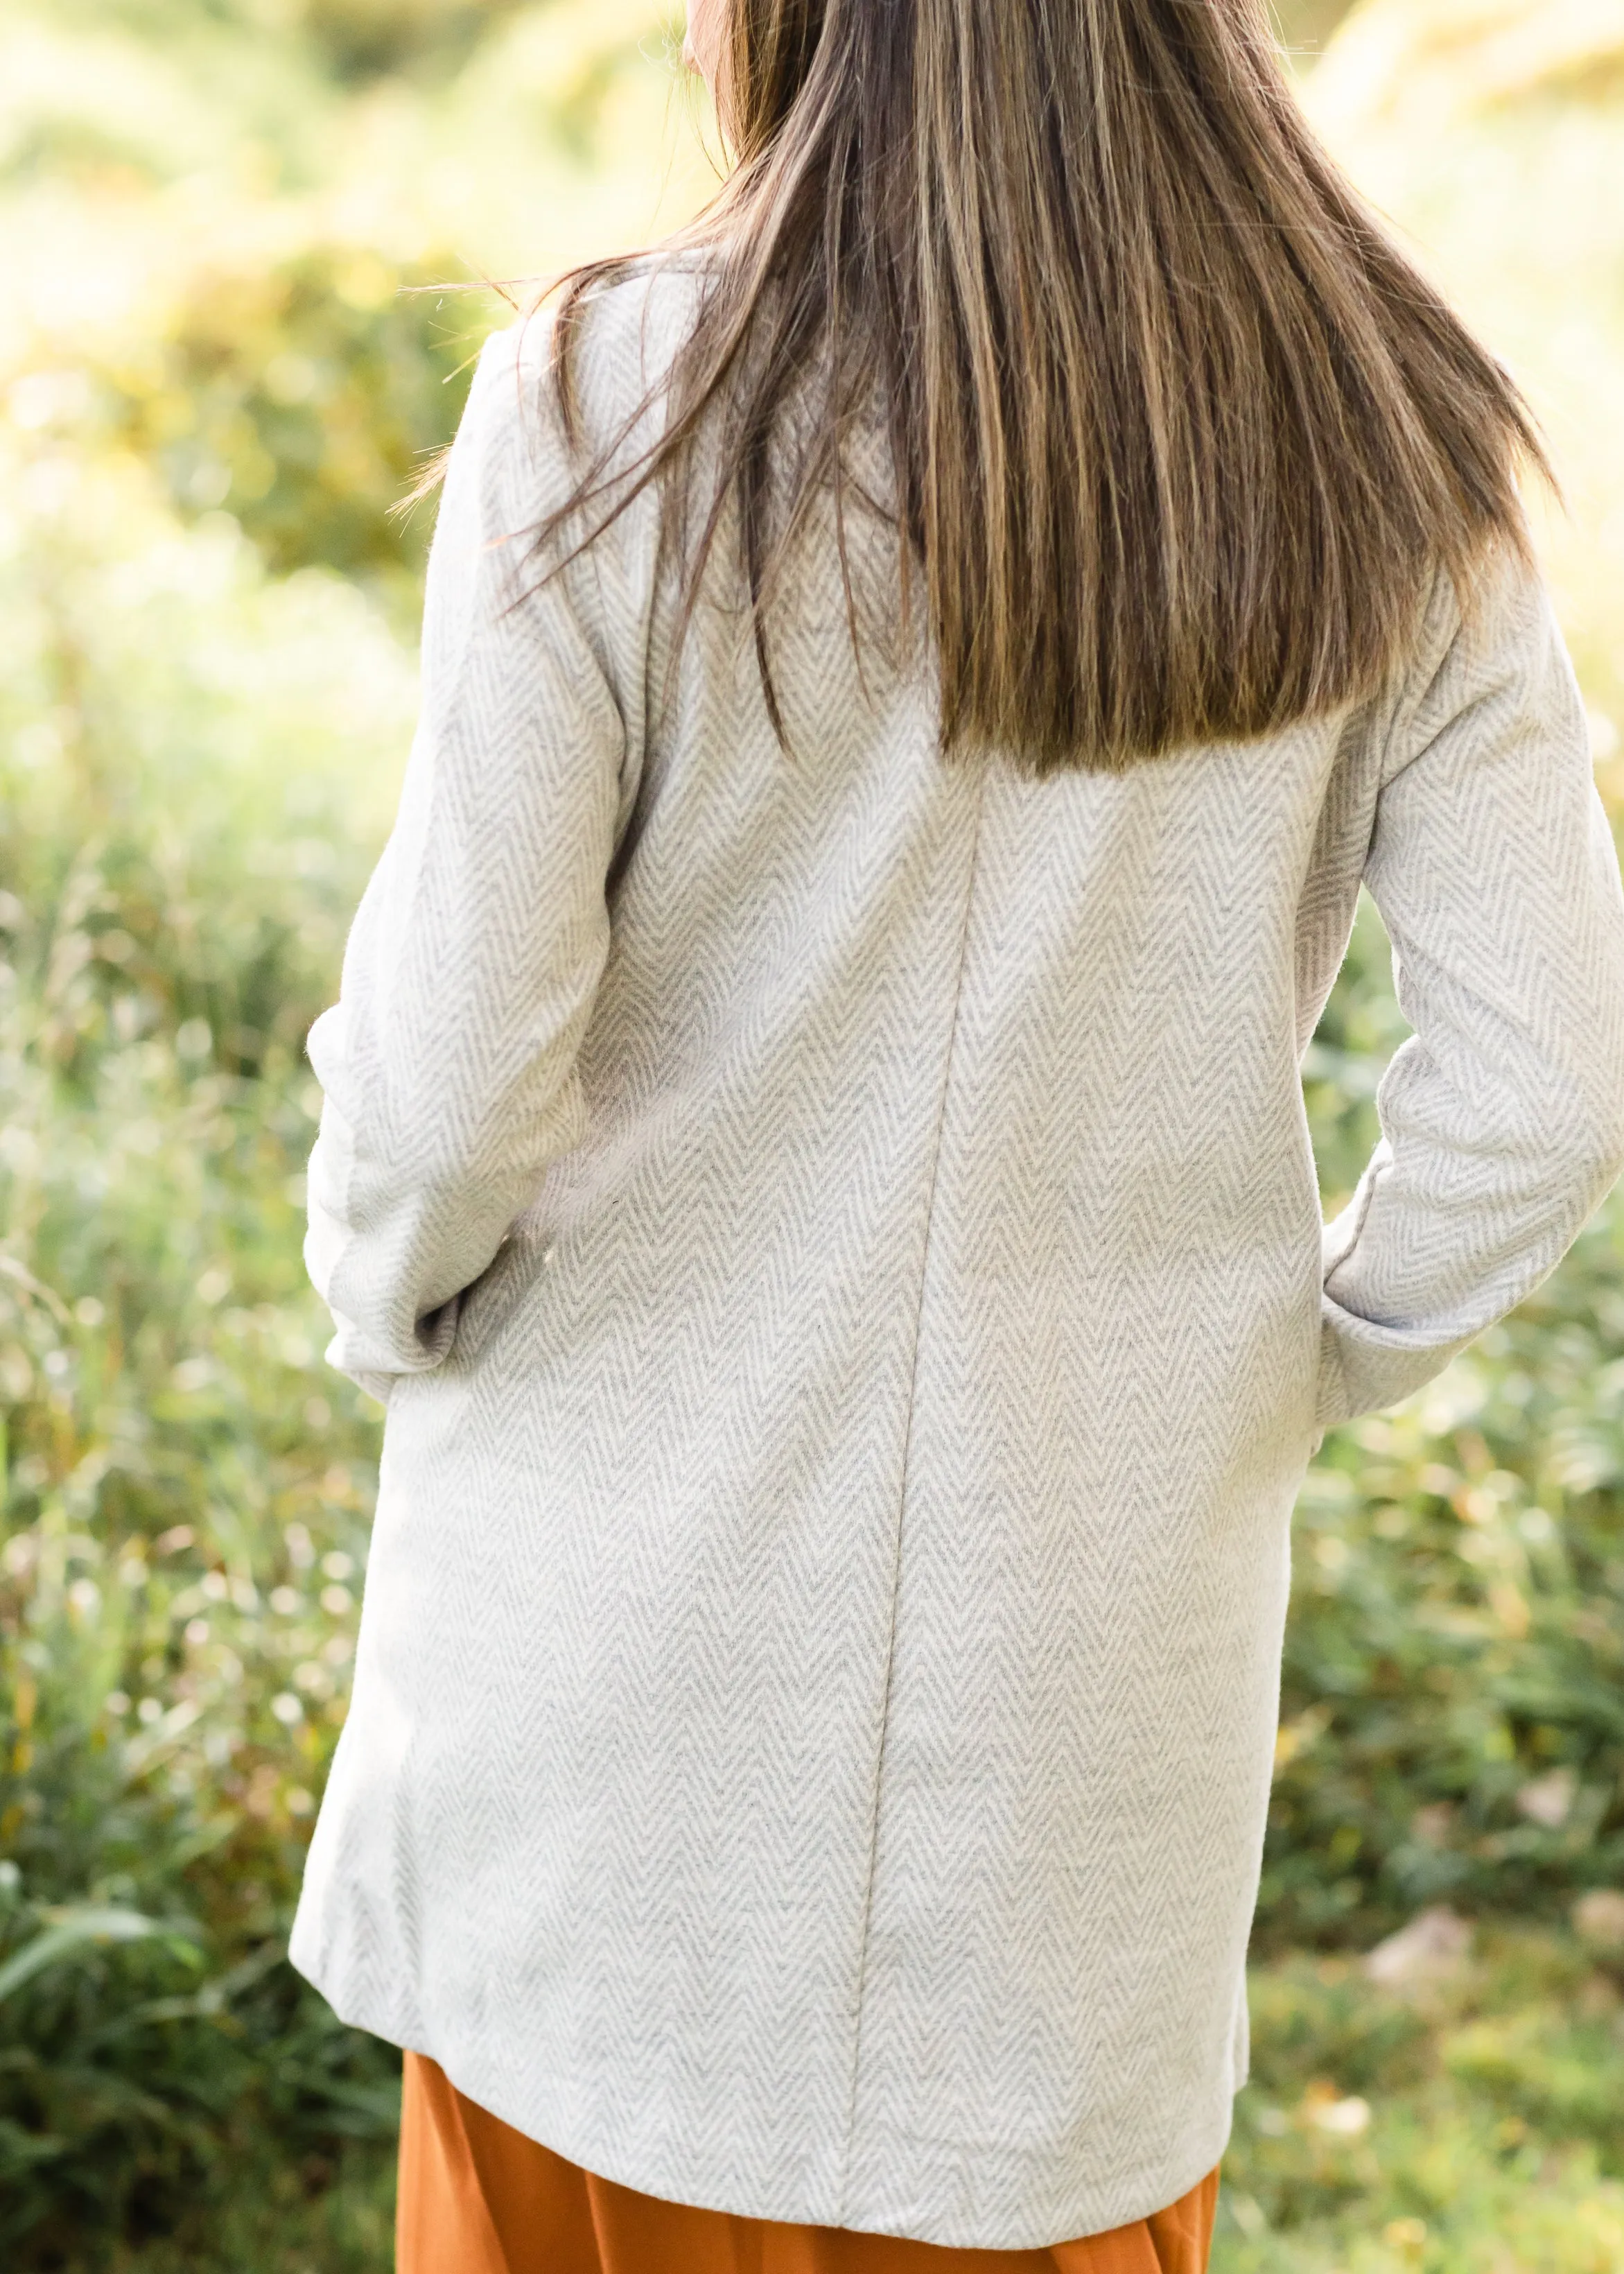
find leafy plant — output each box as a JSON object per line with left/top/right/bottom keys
{"left": 0, "top": 425, "right": 404, "bottom": 2268}
{"left": 95, "top": 244, "right": 496, "bottom": 606}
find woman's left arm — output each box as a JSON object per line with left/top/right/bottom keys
{"left": 304, "top": 330, "right": 629, "bottom": 1404}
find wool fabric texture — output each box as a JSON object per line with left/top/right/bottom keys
{"left": 291, "top": 275, "right": 1624, "bottom": 2251}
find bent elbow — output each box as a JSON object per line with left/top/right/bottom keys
{"left": 1554, "top": 1054, "right": 1624, "bottom": 1205}
{"left": 1589, "top": 1085, "right": 1624, "bottom": 1198}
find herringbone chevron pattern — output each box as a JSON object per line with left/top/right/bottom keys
{"left": 291, "top": 273, "right": 1624, "bottom": 2250}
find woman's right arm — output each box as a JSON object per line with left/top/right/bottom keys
{"left": 1318, "top": 556, "right": 1624, "bottom": 1430}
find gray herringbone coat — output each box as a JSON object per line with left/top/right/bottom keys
{"left": 291, "top": 275, "right": 1624, "bottom": 2248}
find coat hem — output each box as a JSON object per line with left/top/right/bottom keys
{"left": 296, "top": 1940, "right": 1234, "bottom": 2254}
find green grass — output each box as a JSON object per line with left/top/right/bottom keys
{"left": 80, "top": 2142, "right": 397, "bottom": 2274}
{"left": 1216, "top": 1929, "right": 1624, "bottom": 2273}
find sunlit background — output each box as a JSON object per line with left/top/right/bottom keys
{"left": 3, "top": 3, "right": 1624, "bottom": 2268}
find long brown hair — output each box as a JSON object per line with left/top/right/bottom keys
{"left": 532, "top": 0, "right": 1546, "bottom": 776}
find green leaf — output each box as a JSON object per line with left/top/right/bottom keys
{"left": 0, "top": 1907, "right": 200, "bottom": 2006}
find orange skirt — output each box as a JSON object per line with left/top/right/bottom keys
{"left": 397, "top": 2053, "right": 1220, "bottom": 2274}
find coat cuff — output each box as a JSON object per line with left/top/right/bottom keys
{"left": 1315, "top": 1296, "right": 1469, "bottom": 1433}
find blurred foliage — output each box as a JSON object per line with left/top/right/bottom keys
{"left": 0, "top": 433, "right": 410, "bottom": 2264}
{"left": 96, "top": 243, "right": 495, "bottom": 600}
{"left": 1, "top": 0, "right": 1623, "bottom": 2266}
{"left": 1266, "top": 1213, "right": 1624, "bottom": 1949}
{"left": 273, "top": 0, "right": 530, "bottom": 84}
{"left": 37, "top": 0, "right": 534, "bottom": 90}
{"left": 1216, "top": 1926, "right": 1624, "bottom": 2269}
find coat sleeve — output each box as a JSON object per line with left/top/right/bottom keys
{"left": 303, "top": 327, "right": 629, "bottom": 1405}
{"left": 1317, "top": 555, "right": 1624, "bottom": 1430}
